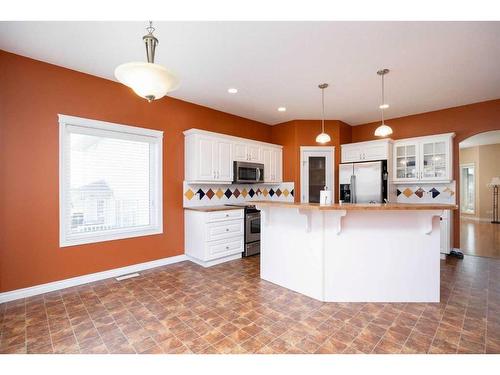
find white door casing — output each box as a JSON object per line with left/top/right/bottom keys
{"left": 300, "top": 146, "right": 335, "bottom": 203}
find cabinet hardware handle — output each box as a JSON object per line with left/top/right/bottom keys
{"left": 225, "top": 214, "right": 229, "bottom": 217}
{"left": 226, "top": 228, "right": 229, "bottom": 231}
{"left": 226, "top": 246, "right": 229, "bottom": 249}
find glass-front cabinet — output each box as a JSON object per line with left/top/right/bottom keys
{"left": 395, "top": 142, "right": 418, "bottom": 180}
{"left": 393, "top": 133, "right": 454, "bottom": 183}
{"left": 421, "top": 140, "right": 447, "bottom": 180}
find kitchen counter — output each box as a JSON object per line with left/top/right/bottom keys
{"left": 256, "top": 201, "right": 449, "bottom": 303}
{"left": 253, "top": 201, "right": 457, "bottom": 211}
{"left": 183, "top": 205, "right": 245, "bottom": 212}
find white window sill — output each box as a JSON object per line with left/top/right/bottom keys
{"left": 60, "top": 227, "right": 163, "bottom": 248}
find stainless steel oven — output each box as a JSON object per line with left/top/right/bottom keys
{"left": 243, "top": 206, "right": 261, "bottom": 256}
{"left": 233, "top": 161, "right": 264, "bottom": 184}
{"left": 245, "top": 211, "right": 261, "bottom": 244}
{"left": 225, "top": 204, "right": 261, "bottom": 257}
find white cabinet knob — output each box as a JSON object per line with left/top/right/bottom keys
{"left": 226, "top": 246, "right": 229, "bottom": 250}
{"left": 226, "top": 228, "right": 229, "bottom": 232}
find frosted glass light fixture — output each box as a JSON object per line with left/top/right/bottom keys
{"left": 374, "top": 69, "right": 393, "bottom": 137}
{"left": 115, "top": 21, "right": 179, "bottom": 102}
{"left": 315, "top": 83, "right": 331, "bottom": 144}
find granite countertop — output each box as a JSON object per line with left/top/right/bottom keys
{"left": 183, "top": 205, "right": 246, "bottom": 212}
{"left": 252, "top": 201, "right": 458, "bottom": 211}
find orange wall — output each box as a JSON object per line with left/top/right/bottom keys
{"left": 351, "top": 99, "right": 500, "bottom": 248}
{"left": 0, "top": 50, "right": 273, "bottom": 292}
{"left": 271, "top": 120, "right": 352, "bottom": 202}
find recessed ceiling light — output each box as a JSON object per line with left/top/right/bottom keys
{"left": 379, "top": 104, "right": 389, "bottom": 109}
{"left": 228, "top": 88, "right": 238, "bottom": 94}
{"left": 277, "top": 107, "right": 287, "bottom": 112}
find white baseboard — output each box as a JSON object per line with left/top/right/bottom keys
{"left": 185, "top": 253, "right": 242, "bottom": 268}
{"left": 0, "top": 254, "right": 188, "bottom": 304}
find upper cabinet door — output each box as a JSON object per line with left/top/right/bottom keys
{"left": 248, "top": 144, "right": 261, "bottom": 162}
{"left": 233, "top": 143, "right": 248, "bottom": 161}
{"left": 341, "top": 140, "right": 391, "bottom": 163}
{"left": 262, "top": 147, "right": 282, "bottom": 183}
{"left": 394, "top": 141, "right": 419, "bottom": 182}
{"left": 341, "top": 145, "right": 363, "bottom": 163}
{"left": 233, "top": 142, "right": 261, "bottom": 162}
{"left": 197, "top": 136, "right": 217, "bottom": 181}
{"left": 262, "top": 147, "right": 272, "bottom": 182}
{"left": 274, "top": 148, "right": 283, "bottom": 182}
{"left": 216, "top": 139, "right": 233, "bottom": 182}
{"left": 363, "top": 143, "right": 390, "bottom": 161}
{"left": 420, "top": 138, "right": 450, "bottom": 181}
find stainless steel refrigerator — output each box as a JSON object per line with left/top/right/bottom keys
{"left": 339, "top": 160, "right": 388, "bottom": 203}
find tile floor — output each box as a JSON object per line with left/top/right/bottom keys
{"left": 1, "top": 255, "right": 499, "bottom": 354}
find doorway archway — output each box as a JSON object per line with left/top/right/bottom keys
{"left": 458, "top": 130, "right": 500, "bottom": 257}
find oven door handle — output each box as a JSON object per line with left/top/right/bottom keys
{"left": 256, "top": 167, "right": 261, "bottom": 182}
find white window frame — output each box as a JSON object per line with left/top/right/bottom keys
{"left": 460, "top": 163, "right": 475, "bottom": 215}
{"left": 59, "top": 114, "right": 163, "bottom": 247}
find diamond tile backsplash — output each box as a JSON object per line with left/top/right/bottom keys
{"left": 395, "top": 181, "right": 456, "bottom": 204}
{"left": 183, "top": 181, "right": 295, "bottom": 207}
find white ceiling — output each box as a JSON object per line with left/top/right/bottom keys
{"left": 459, "top": 130, "right": 500, "bottom": 148}
{"left": 0, "top": 21, "right": 499, "bottom": 125}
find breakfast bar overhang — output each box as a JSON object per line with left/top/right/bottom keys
{"left": 254, "top": 202, "right": 458, "bottom": 303}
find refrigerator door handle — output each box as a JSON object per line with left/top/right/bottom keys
{"left": 350, "top": 174, "right": 356, "bottom": 203}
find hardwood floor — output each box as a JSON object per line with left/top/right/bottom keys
{"left": 460, "top": 217, "right": 500, "bottom": 258}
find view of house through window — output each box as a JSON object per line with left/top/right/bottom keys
{"left": 59, "top": 115, "right": 163, "bottom": 246}
{"left": 69, "top": 133, "right": 151, "bottom": 233}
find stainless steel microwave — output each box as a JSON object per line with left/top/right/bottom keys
{"left": 233, "top": 161, "right": 265, "bottom": 184}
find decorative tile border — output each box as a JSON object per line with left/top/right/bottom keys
{"left": 395, "top": 181, "right": 456, "bottom": 204}
{"left": 183, "top": 181, "right": 295, "bottom": 207}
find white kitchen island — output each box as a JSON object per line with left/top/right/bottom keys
{"left": 254, "top": 201, "right": 457, "bottom": 303}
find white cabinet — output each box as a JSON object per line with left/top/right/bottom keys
{"left": 440, "top": 210, "right": 452, "bottom": 255}
{"left": 234, "top": 142, "right": 261, "bottom": 162}
{"left": 262, "top": 147, "right": 283, "bottom": 183}
{"left": 393, "top": 133, "right": 454, "bottom": 183}
{"left": 184, "top": 129, "right": 283, "bottom": 184}
{"left": 185, "top": 208, "right": 244, "bottom": 267}
{"left": 341, "top": 139, "right": 392, "bottom": 163}
{"left": 184, "top": 134, "right": 233, "bottom": 183}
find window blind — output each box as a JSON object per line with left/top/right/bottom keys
{"left": 59, "top": 115, "right": 162, "bottom": 247}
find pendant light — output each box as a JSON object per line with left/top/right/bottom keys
{"left": 374, "top": 69, "right": 393, "bottom": 137}
{"left": 315, "top": 83, "right": 331, "bottom": 144}
{"left": 115, "top": 22, "right": 179, "bottom": 102}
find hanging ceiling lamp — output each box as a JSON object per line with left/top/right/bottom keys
{"left": 315, "top": 83, "right": 331, "bottom": 144}
{"left": 115, "top": 21, "right": 179, "bottom": 102}
{"left": 374, "top": 69, "right": 393, "bottom": 137}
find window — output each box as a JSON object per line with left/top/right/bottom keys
{"left": 460, "top": 164, "right": 475, "bottom": 214}
{"left": 59, "top": 114, "right": 163, "bottom": 247}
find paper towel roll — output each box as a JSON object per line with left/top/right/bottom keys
{"left": 320, "top": 188, "right": 332, "bottom": 206}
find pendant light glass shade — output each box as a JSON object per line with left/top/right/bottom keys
{"left": 115, "top": 62, "right": 179, "bottom": 102}
{"left": 315, "top": 132, "right": 331, "bottom": 144}
{"left": 316, "top": 83, "right": 331, "bottom": 144}
{"left": 374, "top": 124, "right": 393, "bottom": 137}
{"left": 374, "top": 69, "right": 393, "bottom": 137}
{"left": 115, "top": 22, "right": 179, "bottom": 102}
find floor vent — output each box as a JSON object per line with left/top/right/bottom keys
{"left": 115, "top": 273, "right": 140, "bottom": 281}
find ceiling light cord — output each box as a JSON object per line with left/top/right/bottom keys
{"left": 381, "top": 73, "right": 385, "bottom": 124}
{"left": 321, "top": 86, "right": 325, "bottom": 133}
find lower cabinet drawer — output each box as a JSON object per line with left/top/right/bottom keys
{"left": 206, "top": 237, "right": 244, "bottom": 260}
{"left": 206, "top": 219, "right": 244, "bottom": 241}
{"left": 206, "top": 209, "right": 244, "bottom": 222}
